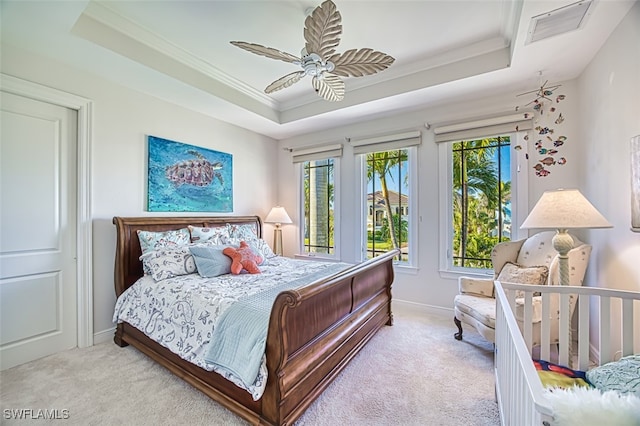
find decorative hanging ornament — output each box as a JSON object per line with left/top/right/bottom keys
{"left": 515, "top": 76, "right": 568, "bottom": 177}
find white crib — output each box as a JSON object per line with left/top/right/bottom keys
{"left": 494, "top": 280, "right": 640, "bottom": 425}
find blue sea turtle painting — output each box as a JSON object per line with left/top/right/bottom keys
{"left": 147, "top": 135, "right": 233, "bottom": 212}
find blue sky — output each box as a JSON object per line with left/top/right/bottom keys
{"left": 367, "top": 159, "right": 409, "bottom": 195}
{"left": 367, "top": 143, "right": 510, "bottom": 195}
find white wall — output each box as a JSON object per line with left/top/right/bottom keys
{"left": 578, "top": 2, "right": 640, "bottom": 293}
{"left": 278, "top": 82, "right": 583, "bottom": 313}
{"left": 1, "top": 45, "right": 279, "bottom": 338}
{"left": 577, "top": 3, "right": 640, "bottom": 353}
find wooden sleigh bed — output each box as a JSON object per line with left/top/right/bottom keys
{"left": 112, "top": 215, "right": 398, "bottom": 426}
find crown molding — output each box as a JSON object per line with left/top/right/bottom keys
{"left": 80, "top": 1, "right": 278, "bottom": 110}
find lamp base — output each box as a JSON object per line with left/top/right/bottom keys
{"left": 552, "top": 229, "right": 573, "bottom": 286}
{"left": 273, "top": 227, "right": 283, "bottom": 256}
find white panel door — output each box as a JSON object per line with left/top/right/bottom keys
{"left": 0, "top": 91, "right": 77, "bottom": 370}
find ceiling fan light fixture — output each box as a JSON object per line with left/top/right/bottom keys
{"left": 230, "top": 0, "right": 394, "bottom": 102}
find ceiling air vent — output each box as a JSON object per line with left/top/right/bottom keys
{"left": 526, "top": 0, "right": 593, "bottom": 44}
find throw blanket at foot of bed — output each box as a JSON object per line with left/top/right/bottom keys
{"left": 204, "top": 263, "right": 350, "bottom": 389}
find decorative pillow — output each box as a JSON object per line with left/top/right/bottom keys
{"left": 139, "top": 252, "right": 153, "bottom": 276}
{"left": 223, "top": 241, "right": 262, "bottom": 274}
{"left": 189, "top": 245, "right": 234, "bottom": 278}
{"left": 586, "top": 355, "right": 640, "bottom": 397}
{"left": 225, "top": 237, "right": 270, "bottom": 263}
{"left": 142, "top": 246, "right": 196, "bottom": 282}
{"left": 252, "top": 238, "right": 276, "bottom": 259}
{"left": 137, "top": 228, "right": 191, "bottom": 254}
{"left": 188, "top": 225, "right": 229, "bottom": 244}
{"left": 497, "top": 262, "right": 549, "bottom": 297}
{"left": 226, "top": 223, "right": 259, "bottom": 242}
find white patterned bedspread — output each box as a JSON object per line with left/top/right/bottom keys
{"left": 113, "top": 256, "right": 351, "bottom": 400}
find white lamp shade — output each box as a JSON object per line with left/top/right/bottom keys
{"left": 264, "top": 206, "right": 292, "bottom": 225}
{"left": 521, "top": 189, "right": 612, "bottom": 229}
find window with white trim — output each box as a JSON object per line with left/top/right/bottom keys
{"left": 352, "top": 131, "right": 420, "bottom": 266}
{"left": 293, "top": 144, "right": 341, "bottom": 259}
{"left": 436, "top": 115, "right": 530, "bottom": 274}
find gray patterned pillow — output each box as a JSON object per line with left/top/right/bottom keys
{"left": 188, "top": 225, "right": 229, "bottom": 244}
{"left": 137, "top": 228, "right": 191, "bottom": 254}
{"left": 226, "top": 223, "right": 259, "bottom": 242}
{"left": 142, "top": 246, "right": 196, "bottom": 282}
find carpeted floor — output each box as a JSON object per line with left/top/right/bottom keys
{"left": 0, "top": 310, "right": 499, "bottom": 425}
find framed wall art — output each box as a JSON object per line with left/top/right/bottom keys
{"left": 147, "top": 135, "right": 233, "bottom": 212}
{"left": 632, "top": 135, "right": 640, "bottom": 232}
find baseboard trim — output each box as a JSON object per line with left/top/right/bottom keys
{"left": 392, "top": 299, "right": 452, "bottom": 318}
{"left": 93, "top": 327, "right": 116, "bottom": 345}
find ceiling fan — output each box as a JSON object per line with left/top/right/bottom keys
{"left": 230, "top": 0, "right": 395, "bottom": 102}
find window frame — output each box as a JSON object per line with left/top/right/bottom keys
{"left": 297, "top": 156, "right": 341, "bottom": 260}
{"left": 357, "top": 146, "right": 418, "bottom": 270}
{"left": 438, "top": 131, "right": 528, "bottom": 278}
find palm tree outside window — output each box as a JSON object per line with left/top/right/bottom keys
{"left": 302, "top": 158, "right": 335, "bottom": 255}
{"left": 452, "top": 136, "right": 511, "bottom": 269}
{"left": 365, "top": 149, "right": 410, "bottom": 263}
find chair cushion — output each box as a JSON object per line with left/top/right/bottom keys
{"left": 513, "top": 296, "right": 543, "bottom": 324}
{"left": 454, "top": 294, "right": 496, "bottom": 329}
{"left": 458, "top": 277, "right": 495, "bottom": 297}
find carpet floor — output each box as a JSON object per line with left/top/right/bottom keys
{"left": 1, "top": 310, "right": 499, "bottom": 425}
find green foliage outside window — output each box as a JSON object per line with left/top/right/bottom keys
{"left": 366, "top": 149, "right": 409, "bottom": 262}
{"left": 452, "top": 137, "right": 511, "bottom": 269}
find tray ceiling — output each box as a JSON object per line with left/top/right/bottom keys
{"left": 1, "top": 0, "right": 634, "bottom": 139}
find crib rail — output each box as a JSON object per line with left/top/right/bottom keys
{"left": 495, "top": 282, "right": 552, "bottom": 426}
{"left": 494, "top": 281, "right": 640, "bottom": 425}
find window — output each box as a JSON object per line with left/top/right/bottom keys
{"left": 451, "top": 136, "right": 511, "bottom": 269}
{"left": 301, "top": 158, "right": 337, "bottom": 256}
{"left": 293, "top": 143, "right": 342, "bottom": 259}
{"left": 365, "top": 149, "right": 410, "bottom": 262}
{"left": 438, "top": 128, "right": 528, "bottom": 274}
{"left": 352, "top": 131, "right": 420, "bottom": 267}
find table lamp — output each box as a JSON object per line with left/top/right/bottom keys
{"left": 264, "top": 206, "right": 292, "bottom": 256}
{"left": 520, "top": 188, "right": 612, "bottom": 286}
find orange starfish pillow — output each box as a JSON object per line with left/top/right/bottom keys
{"left": 223, "top": 241, "right": 262, "bottom": 274}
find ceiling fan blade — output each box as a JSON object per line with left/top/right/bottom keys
{"left": 329, "top": 48, "right": 395, "bottom": 77}
{"left": 265, "top": 71, "right": 305, "bottom": 94}
{"left": 304, "top": 0, "right": 342, "bottom": 60}
{"left": 230, "top": 41, "right": 300, "bottom": 64}
{"left": 312, "top": 73, "right": 345, "bottom": 102}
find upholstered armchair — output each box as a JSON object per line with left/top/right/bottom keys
{"left": 453, "top": 231, "right": 592, "bottom": 344}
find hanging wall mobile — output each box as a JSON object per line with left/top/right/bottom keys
{"left": 516, "top": 78, "right": 568, "bottom": 177}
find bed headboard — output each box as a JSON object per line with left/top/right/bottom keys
{"left": 112, "top": 215, "right": 262, "bottom": 297}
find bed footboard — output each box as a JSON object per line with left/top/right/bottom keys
{"left": 261, "top": 249, "right": 398, "bottom": 425}
{"left": 494, "top": 281, "right": 640, "bottom": 425}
